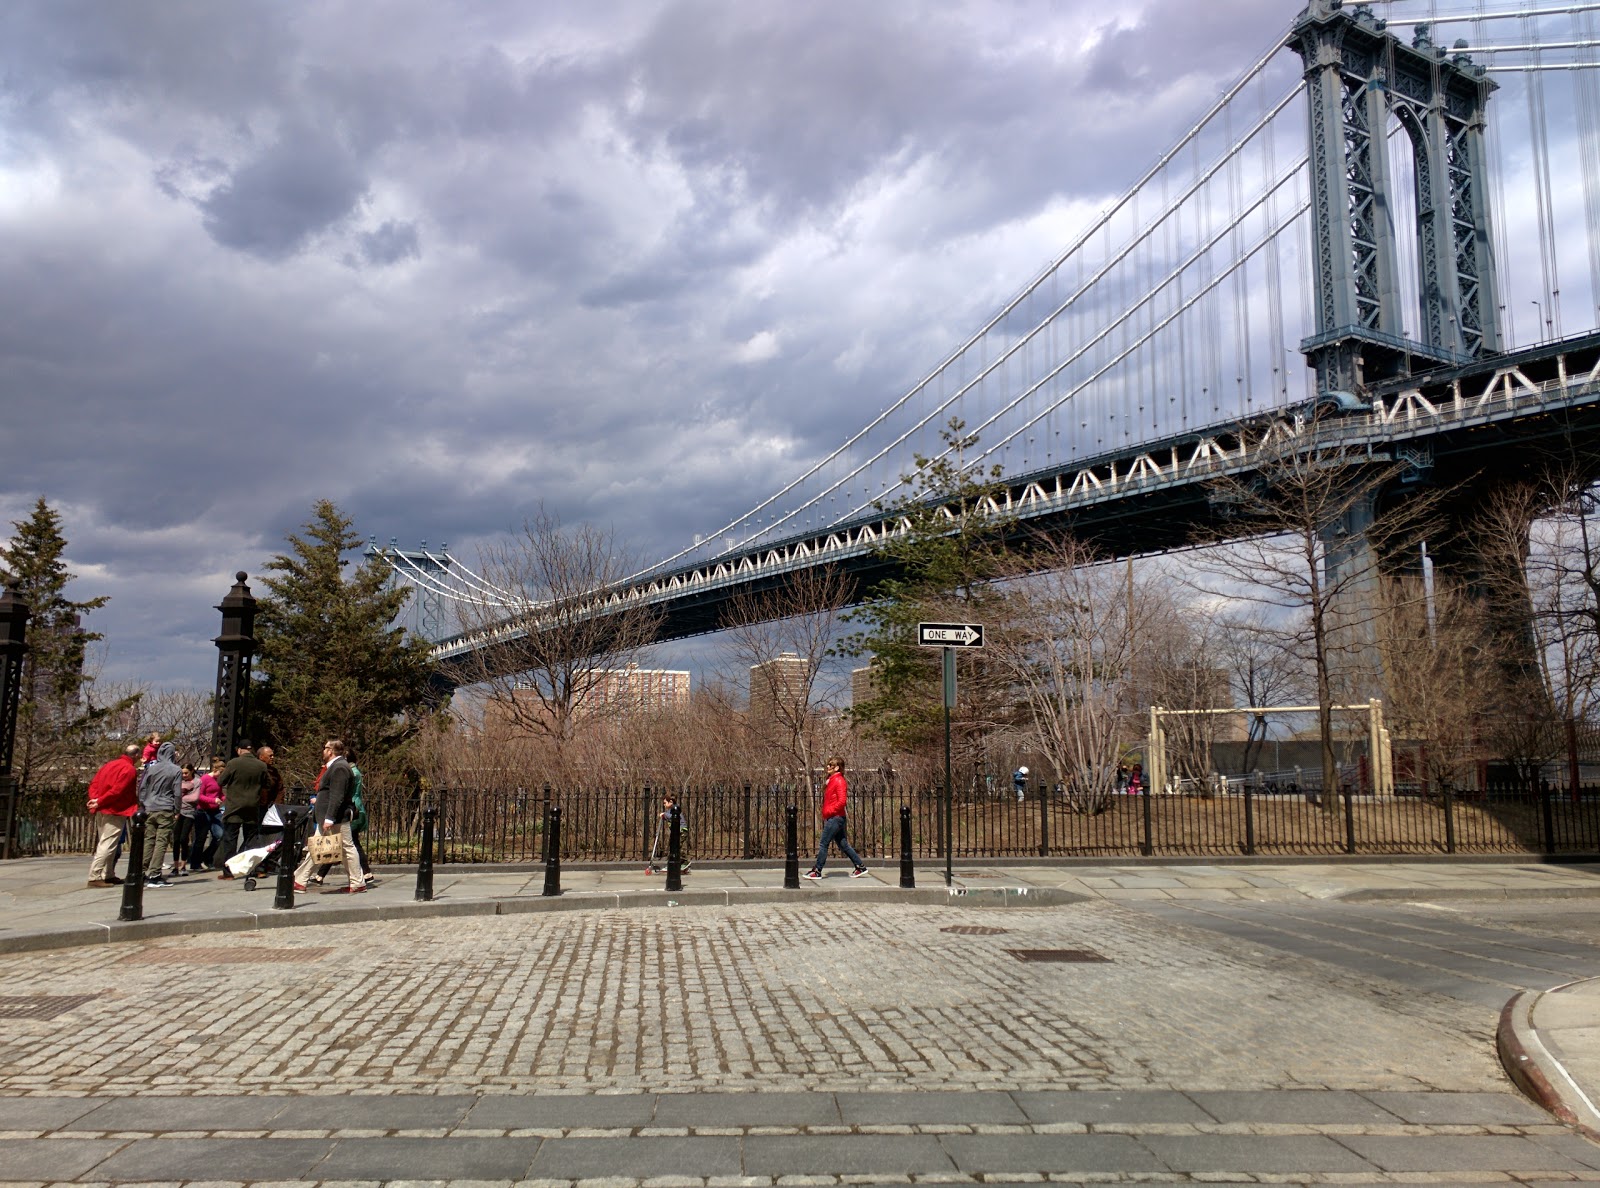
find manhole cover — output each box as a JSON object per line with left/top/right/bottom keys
{"left": 941, "top": 925, "right": 1010, "bottom": 936}
{"left": 122, "top": 947, "right": 332, "bottom": 964}
{"left": 0, "top": 995, "right": 97, "bottom": 1020}
{"left": 1004, "top": 948, "right": 1109, "bottom": 963}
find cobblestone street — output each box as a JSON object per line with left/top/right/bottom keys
{"left": 0, "top": 901, "right": 1504, "bottom": 1098}
{"left": 5, "top": 865, "right": 1600, "bottom": 1183}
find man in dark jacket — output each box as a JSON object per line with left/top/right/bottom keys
{"left": 86, "top": 745, "right": 139, "bottom": 887}
{"left": 217, "top": 741, "right": 267, "bottom": 879}
{"left": 137, "top": 741, "right": 183, "bottom": 886}
{"left": 293, "top": 738, "right": 366, "bottom": 893}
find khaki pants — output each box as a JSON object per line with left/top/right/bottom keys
{"left": 294, "top": 822, "right": 363, "bottom": 888}
{"left": 88, "top": 817, "right": 125, "bottom": 881}
{"left": 142, "top": 810, "right": 175, "bottom": 875}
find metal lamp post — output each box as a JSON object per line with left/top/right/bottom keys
{"left": 0, "top": 590, "right": 29, "bottom": 860}
{"left": 209, "top": 572, "right": 257, "bottom": 761}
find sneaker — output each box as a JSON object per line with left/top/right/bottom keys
{"left": 346, "top": 884, "right": 366, "bottom": 894}
{"left": 851, "top": 866, "right": 869, "bottom": 878}
{"left": 192, "top": 864, "right": 211, "bottom": 873}
{"left": 363, "top": 874, "right": 378, "bottom": 886}
{"left": 804, "top": 869, "right": 822, "bottom": 880}
{"left": 310, "top": 874, "right": 324, "bottom": 885}
{"left": 145, "top": 877, "right": 171, "bottom": 888}
{"left": 292, "top": 881, "right": 307, "bottom": 892}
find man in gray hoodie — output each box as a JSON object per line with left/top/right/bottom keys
{"left": 138, "top": 741, "right": 183, "bottom": 887}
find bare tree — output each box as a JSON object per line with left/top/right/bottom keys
{"left": 719, "top": 566, "right": 853, "bottom": 793}
{"left": 1192, "top": 427, "right": 1440, "bottom": 806}
{"left": 1376, "top": 575, "right": 1496, "bottom": 796}
{"left": 1215, "top": 610, "right": 1310, "bottom": 771}
{"left": 449, "top": 506, "right": 662, "bottom": 781}
{"left": 986, "top": 537, "right": 1179, "bottom": 812}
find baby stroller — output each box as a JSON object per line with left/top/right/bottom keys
{"left": 223, "top": 803, "right": 309, "bottom": 891}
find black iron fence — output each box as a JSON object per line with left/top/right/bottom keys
{"left": 15, "top": 780, "right": 1600, "bottom": 863}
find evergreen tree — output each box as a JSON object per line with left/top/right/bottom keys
{"left": 839, "top": 419, "right": 1014, "bottom": 752}
{"left": 254, "top": 500, "right": 435, "bottom": 783}
{"left": 0, "top": 498, "right": 130, "bottom": 788}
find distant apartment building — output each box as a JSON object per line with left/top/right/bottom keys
{"left": 749, "top": 652, "right": 810, "bottom": 728}
{"left": 488, "top": 664, "right": 690, "bottom": 733}
{"left": 850, "top": 663, "right": 880, "bottom": 710}
{"left": 580, "top": 664, "right": 692, "bottom": 714}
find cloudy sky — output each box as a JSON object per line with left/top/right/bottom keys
{"left": 0, "top": 0, "right": 1300, "bottom": 692}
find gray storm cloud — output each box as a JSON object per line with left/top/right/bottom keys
{"left": 0, "top": 0, "right": 1295, "bottom": 688}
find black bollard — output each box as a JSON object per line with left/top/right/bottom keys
{"left": 542, "top": 805, "right": 562, "bottom": 896}
{"left": 272, "top": 810, "right": 302, "bottom": 910}
{"left": 117, "top": 811, "right": 148, "bottom": 922}
{"left": 783, "top": 804, "right": 799, "bottom": 889}
{"left": 665, "top": 804, "right": 683, "bottom": 891}
{"left": 898, "top": 805, "right": 915, "bottom": 889}
{"left": 415, "top": 806, "right": 436, "bottom": 902}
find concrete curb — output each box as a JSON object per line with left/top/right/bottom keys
{"left": 1499, "top": 990, "right": 1586, "bottom": 1134}
{"left": 0, "top": 884, "right": 1087, "bottom": 955}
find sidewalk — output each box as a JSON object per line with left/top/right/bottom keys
{"left": 8, "top": 852, "right": 1600, "bottom": 1148}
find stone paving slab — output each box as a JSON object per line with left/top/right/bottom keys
{"left": 741, "top": 1134, "right": 953, "bottom": 1176}
{"left": 311, "top": 1137, "right": 543, "bottom": 1180}
{"left": 525, "top": 1135, "right": 742, "bottom": 1178}
{"left": 0, "top": 1138, "right": 125, "bottom": 1179}
{"left": 652, "top": 1093, "right": 839, "bottom": 1128}
{"left": 935, "top": 1132, "right": 1165, "bottom": 1174}
{"left": 82, "top": 1138, "right": 334, "bottom": 1181}
{"left": 1339, "top": 1132, "right": 1600, "bottom": 1171}
{"left": 462, "top": 1097, "right": 657, "bottom": 1131}
{"left": 1009, "top": 1089, "right": 1210, "bottom": 1124}
{"left": 1363, "top": 1090, "right": 1554, "bottom": 1125}
{"left": 1135, "top": 1132, "right": 1376, "bottom": 1173}
{"left": 0, "top": 1100, "right": 109, "bottom": 1131}
{"left": 1185, "top": 1090, "right": 1405, "bottom": 1125}
{"left": 833, "top": 1093, "right": 1028, "bottom": 1126}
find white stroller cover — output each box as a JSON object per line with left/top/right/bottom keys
{"left": 223, "top": 840, "right": 279, "bottom": 877}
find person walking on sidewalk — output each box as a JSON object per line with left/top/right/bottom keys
{"left": 85, "top": 745, "right": 139, "bottom": 888}
{"left": 137, "top": 741, "right": 183, "bottom": 887}
{"left": 805, "top": 757, "right": 868, "bottom": 880}
{"left": 294, "top": 739, "right": 366, "bottom": 893}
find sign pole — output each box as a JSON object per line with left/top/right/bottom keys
{"left": 917, "top": 624, "right": 982, "bottom": 890}
{"left": 943, "top": 645, "right": 955, "bottom": 889}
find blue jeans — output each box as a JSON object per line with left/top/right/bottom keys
{"left": 813, "top": 816, "right": 864, "bottom": 873}
{"left": 190, "top": 810, "right": 223, "bottom": 867}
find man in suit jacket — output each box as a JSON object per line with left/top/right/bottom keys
{"left": 294, "top": 738, "right": 366, "bottom": 893}
{"left": 216, "top": 741, "right": 268, "bottom": 878}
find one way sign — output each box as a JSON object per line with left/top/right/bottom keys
{"left": 917, "top": 622, "right": 985, "bottom": 647}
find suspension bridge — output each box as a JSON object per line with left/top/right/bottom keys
{"left": 375, "top": 0, "right": 1600, "bottom": 674}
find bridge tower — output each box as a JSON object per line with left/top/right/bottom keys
{"left": 367, "top": 538, "right": 451, "bottom": 642}
{"left": 1289, "top": 0, "right": 1500, "bottom": 398}
{"left": 1288, "top": 3, "right": 1505, "bottom": 706}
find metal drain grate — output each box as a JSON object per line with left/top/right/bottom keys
{"left": 0, "top": 995, "right": 97, "bottom": 1020}
{"left": 954, "top": 871, "right": 1001, "bottom": 878}
{"left": 1004, "top": 948, "right": 1110, "bottom": 963}
{"left": 122, "top": 947, "right": 332, "bottom": 964}
{"left": 941, "top": 925, "right": 1010, "bottom": 936}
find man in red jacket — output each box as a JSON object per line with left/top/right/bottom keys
{"left": 805, "top": 756, "right": 869, "bottom": 880}
{"left": 86, "top": 745, "right": 140, "bottom": 887}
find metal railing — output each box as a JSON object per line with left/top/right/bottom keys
{"left": 14, "top": 780, "right": 1600, "bottom": 863}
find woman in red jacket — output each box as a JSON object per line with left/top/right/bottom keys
{"left": 805, "top": 757, "right": 869, "bottom": 880}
